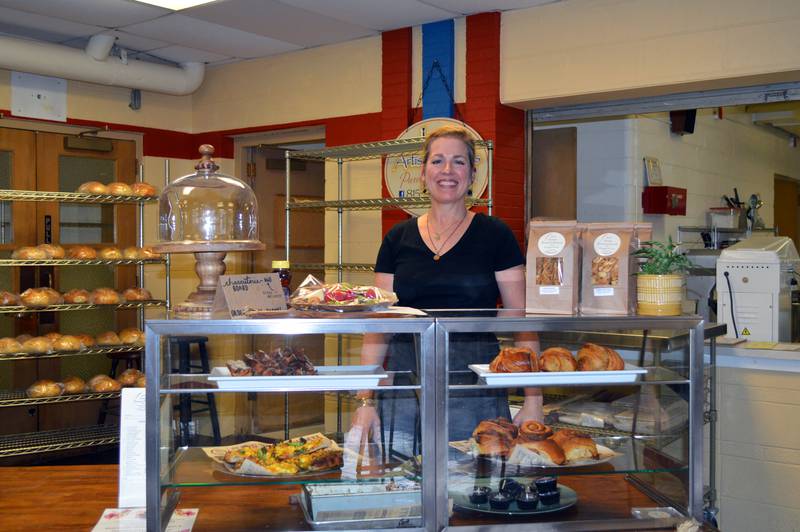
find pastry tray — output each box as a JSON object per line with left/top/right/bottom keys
{"left": 468, "top": 363, "right": 646, "bottom": 386}
{"left": 297, "top": 483, "right": 421, "bottom": 530}
{"left": 209, "top": 365, "right": 388, "bottom": 390}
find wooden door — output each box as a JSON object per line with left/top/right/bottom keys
{"left": 774, "top": 176, "right": 799, "bottom": 249}
{"left": 530, "top": 127, "right": 577, "bottom": 220}
{"left": 0, "top": 128, "right": 37, "bottom": 435}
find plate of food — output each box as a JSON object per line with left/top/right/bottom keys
{"left": 470, "top": 344, "right": 646, "bottom": 385}
{"left": 450, "top": 476, "right": 577, "bottom": 516}
{"left": 289, "top": 277, "right": 398, "bottom": 312}
{"left": 451, "top": 418, "right": 620, "bottom": 468}
{"left": 216, "top": 433, "right": 344, "bottom": 477}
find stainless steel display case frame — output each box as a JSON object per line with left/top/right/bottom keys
{"left": 145, "top": 314, "right": 705, "bottom": 532}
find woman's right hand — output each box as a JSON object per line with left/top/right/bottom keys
{"left": 349, "top": 404, "right": 381, "bottom": 446}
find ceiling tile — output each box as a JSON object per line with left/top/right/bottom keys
{"left": 0, "top": 0, "right": 169, "bottom": 28}
{"left": 423, "top": 0, "right": 559, "bottom": 15}
{"left": 0, "top": 6, "right": 102, "bottom": 42}
{"left": 182, "top": 0, "right": 375, "bottom": 47}
{"left": 123, "top": 13, "right": 300, "bottom": 58}
{"left": 279, "top": 0, "right": 459, "bottom": 31}
{"left": 147, "top": 44, "right": 230, "bottom": 63}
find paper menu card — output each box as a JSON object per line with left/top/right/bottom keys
{"left": 118, "top": 387, "right": 146, "bottom": 508}
{"left": 92, "top": 508, "right": 198, "bottom": 531}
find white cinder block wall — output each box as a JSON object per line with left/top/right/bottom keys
{"left": 540, "top": 110, "right": 800, "bottom": 243}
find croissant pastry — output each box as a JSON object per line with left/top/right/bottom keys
{"left": 489, "top": 347, "right": 538, "bottom": 373}
{"left": 472, "top": 417, "right": 518, "bottom": 457}
{"left": 516, "top": 420, "right": 553, "bottom": 442}
{"left": 577, "top": 343, "right": 625, "bottom": 371}
{"left": 516, "top": 438, "right": 566, "bottom": 465}
{"left": 539, "top": 347, "right": 578, "bottom": 372}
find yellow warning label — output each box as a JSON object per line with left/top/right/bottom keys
{"left": 742, "top": 328, "right": 750, "bottom": 336}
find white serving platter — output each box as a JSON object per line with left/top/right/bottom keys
{"left": 468, "top": 363, "right": 647, "bottom": 385}
{"left": 209, "top": 365, "right": 387, "bottom": 390}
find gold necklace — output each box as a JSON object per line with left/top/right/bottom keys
{"left": 426, "top": 212, "right": 468, "bottom": 261}
{"left": 429, "top": 216, "right": 463, "bottom": 240}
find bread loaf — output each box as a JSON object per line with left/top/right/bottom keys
{"left": 131, "top": 182, "right": 157, "bottom": 197}
{"left": 53, "top": 335, "right": 82, "bottom": 352}
{"left": 107, "top": 182, "right": 133, "bottom": 196}
{"left": 62, "top": 376, "right": 87, "bottom": 394}
{"left": 26, "top": 379, "right": 63, "bottom": 398}
{"left": 119, "top": 328, "right": 145, "bottom": 346}
{"left": 37, "top": 244, "right": 65, "bottom": 259}
{"left": 118, "top": 368, "right": 143, "bottom": 387}
{"left": 95, "top": 331, "right": 122, "bottom": 346}
{"left": 76, "top": 334, "right": 95, "bottom": 348}
{"left": 0, "top": 337, "right": 23, "bottom": 354}
{"left": 22, "top": 337, "right": 53, "bottom": 353}
{"left": 122, "top": 287, "right": 151, "bottom": 301}
{"left": 77, "top": 181, "right": 109, "bottom": 194}
{"left": 12, "top": 246, "right": 48, "bottom": 260}
{"left": 98, "top": 247, "right": 123, "bottom": 260}
{"left": 67, "top": 245, "right": 97, "bottom": 259}
{"left": 0, "top": 291, "right": 20, "bottom": 306}
{"left": 91, "top": 288, "right": 121, "bottom": 305}
{"left": 63, "top": 289, "right": 91, "bottom": 304}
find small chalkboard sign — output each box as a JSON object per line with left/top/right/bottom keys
{"left": 212, "top": 273, "right": 287, "bottom": 318}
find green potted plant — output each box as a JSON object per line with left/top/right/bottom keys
{"left": 633, "top": 236, "right": 692, "bottom": 316}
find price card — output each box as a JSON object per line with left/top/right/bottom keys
{"left": 212, "top": 273, "right": 287, "bottom": 318}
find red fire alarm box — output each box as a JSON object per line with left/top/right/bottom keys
{"left": 642, "top": 186, "right": 686, "bottom": 215}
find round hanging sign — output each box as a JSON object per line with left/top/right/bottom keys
{"left": 383, "top": 118, "right": 488, "bottom": 217}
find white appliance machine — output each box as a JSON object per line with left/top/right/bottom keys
{"left": 716, "top": 236, "right": 799, "bottom": 342}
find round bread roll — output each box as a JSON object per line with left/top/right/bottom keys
{"left": 119, "top": 328, "right": 145, "bottom": 346}
{"left": 67, "top": 245, "right": 97, "bottom": 259}
{"left": 87, "top": 374, "right": 111, "bottom": 388}
{"left": 135, "top": 375, "right": 146, "bottom": 388}
{"left": 91, "top": 377, "right": 122, "bottom": 392}
{"left": 12, "top": 246, "right": 48, "bottom": 260}
{"left": 122, "top": 287, "right": 152, "bottom": 301}
{"left": 139, "top": 246, "right": 160, "bottom": 259}
{"left": 75, "top": 334, "right": 95, "bottom": 348}
{"left": 63, "top": 288, "right": 91, "bottom": 304}
{"left": 0, "top": 337, "right": 23, "bottom": 354}
{"left": 98, "top": 247, "right": 123, "bottom": 260}
{"left": 0, "top": 291, "right": 20, "bottom": 306}
{"left": 118, "top": 368, "right": 144, "bottom": 387}
{"left": 107, "top": 182, "right": 133, "bottom": 196}
{"left": 122, "top": 246, "right": 140, "bottom": 259}
{"left": 37, "top": 244, "right": 65, "bottom": 259}
{"left": 91, "top": 288, "right": 121, "bottom": 305}
{"left": 26, "top": 379, "right": 63, "bottom": 398}
{"left": 77, "top": 181, "right": 109, "bottom": 194}
{"left": 131, "top": 182, "right": 157, "bottom": 197}
{"left": 44, "top": 332, "right": 62, "bottom": 343}
{"left": 96, "top": 331, "right": 122, "bottom": 346}
{"left": 62, "top": 375, "right": 87, "bottom": 394}
{"left": 41, "top": 287, "right": 63, "bottom": 305}
{"left": 22, "top": 336, "right": 53, "bottom": 353}
{"left": 20, "top": 288, "right": 51, "bottom": 307}
{"left": 53, "top": 335, "right": 82, "bottom": 352}
{"left": 16, "top": 334, "right": 32, "bottom": 343}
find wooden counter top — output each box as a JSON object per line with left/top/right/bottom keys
{"left": 0, "top": 464, "right": 695, "bottom": 531}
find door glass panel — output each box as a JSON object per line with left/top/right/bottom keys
{"left": 58, "top": 155, "right": 115, "bottom": 243}
{"left": 0, "top": 150, "right": 11, "bottom": 244}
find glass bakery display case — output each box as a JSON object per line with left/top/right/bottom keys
{"left": 145, "top": 313, "right": 711, "bottom": 531}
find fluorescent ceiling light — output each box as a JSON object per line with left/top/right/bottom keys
{"left": 135, "top": 0, "right": 216, "bottom": 10}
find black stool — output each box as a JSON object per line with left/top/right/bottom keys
{"left": 170, "top": 336, "right": 221, "bottom": 446}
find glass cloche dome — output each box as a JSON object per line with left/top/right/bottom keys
{"left": 159, "top": 144, "right": 259, "bottom": 244}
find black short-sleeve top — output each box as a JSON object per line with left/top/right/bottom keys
{"left": 374, "top": 213, "right": 524, "bottom": 309}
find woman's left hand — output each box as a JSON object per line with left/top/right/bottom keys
{"left": 512, "top": 394, "right": 544, "bottom": 424}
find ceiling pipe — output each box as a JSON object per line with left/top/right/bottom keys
{"left": 0, "top": 34, "right": 205, "bottom": 96}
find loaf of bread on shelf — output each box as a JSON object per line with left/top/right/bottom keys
{"left": 139, "top": 246, "right": 160, "bottom": 259}
{"left": 131, "top": 182, "right": 157, "bottom": 197}
{"left": 489, "top": 346, "right": 538, "bottom": 373}
{"left": 20, "top": 288, "right": 62, "bottom": 307}
{"left": 107, "top": 182, "right": 133, "bottom": 196}
{"left": 122, "top": 287, "right": 151, "bottom": 301}
{"left": 67, "top": 245, "right": 97, "bottom": 259}
{"left": 22, "top": 336, "right": 53, "bottom": 353}
{"left": 63, "top": 289, "right": 91, "bottom": 304}
{"left": 576, "top": 343, "right": 625, "bottom": 371}
{"left": 122, "top": 247, "right": 140, "bottom": 259}
{"left": 76, "top": 334, "right": 95, "bottom": 348}
{"left": 119, "top": 328, "right": 145, "bottom": 346}
{"left": 0, "top": 291, "right": 20, "bottom": 306}
{"left": 90, "top": 376, "right": 122, "bottom": 392}
{"left": 95, "top": 331, "right": 122, "bottom": 346}
{"left": 37, "top": 244, "right": 65, "bottom": 259}
{"left": 62, "top": 376, "right": 87, "bottom": 394}
{"left": 77, "top": 181, "right": 109, "bottom": 194}
{"left": 11, "top": 246, "right": 48, "bottom": 260}
{"left": 91, "top": 288, "right": 121, "bottom": 305}
{"left": 26, "top": 379, "right": 63, "bottom": 398}
{"left": 44, "top": 332, "right": 62, "bottom": 343}
{"left": 539, "top": 347, "right": 578, "bottom": 372}
{"left": 53, "top": 335, "right": 82, "bottom": 352}
{"left": 118, "top": 368, "right": 144, "bottom": 387}
{"left": 135, "top": 375, "right": 146, "bottom": 388}
{"left": 15, "top": 334, "right": 32, "bottom": 343}
{"left": 0, "top": 337, "right": 23, "bottom": 354}
{"left": 98, "top": 246, "right": 123, "bottom": 260}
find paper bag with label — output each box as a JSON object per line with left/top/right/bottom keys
{"left": 580, "top": 222, "right": 634, "bottom": 315}
{"left": 212, "top": 273, "right": 287, "bottom": 318}
{"left": 526, "top": 220, "right": 580, "bottom": 315}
